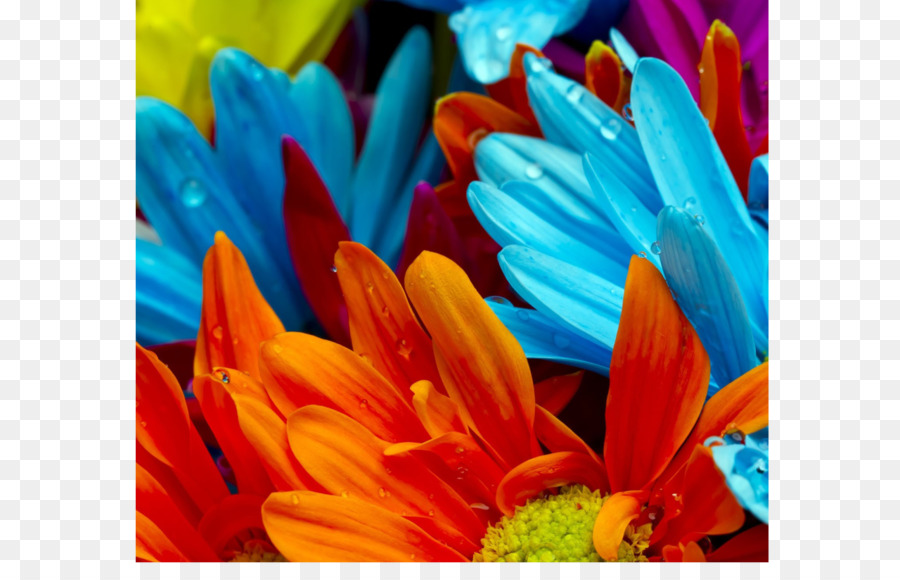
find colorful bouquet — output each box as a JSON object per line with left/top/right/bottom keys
{"left": 136, "top": 0, "right": 768, "bottom": 563}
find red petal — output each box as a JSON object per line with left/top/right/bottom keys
{"left": 495, "top": 452, "right": 609, "bottom": 517}
{"left": 282, "top": 136, "right": 351, "bottom": 344}
{"left": 485, "top": 44, "right": 543, "bottom": 124}
{"left": 396, "top": 182, "right": 468, "bottom": 285}
{"left": 708, "top": 524, "right": 768, "bottom": 562}
{"left": 197, "top": 494, "right": 268, "bottom": 561}
{"left": 584, "top": 40, "right": 628, "bottom": 111}
{"left": 534, "top": 371, "right": 583, "bottom": 415}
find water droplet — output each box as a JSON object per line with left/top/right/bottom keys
{"left": 381, "top": 306, "right": 389, "bottom": 316}
{"left": 249, "top": 62, "right": 265, "bottom": 81}
{"left": 467, "top": 127, "right": 489, "bottom": 149}
{"left": 694, "top": 214, "right": 706, "bottom": 225}
{"left": 565, "top": 84, "right": 583, "bottom": 103}
{"left": 696, "top": 536, "right": 713, "bottom": 554}
{"left": 428, "top": 493, "right": 435, "bottom": 500}
{"left": 638, "top": 251, "right": 647, "bottom": 258}
{"left": 646, "top": 504, "right": 664, "bottom": 523}
{"left": 291, "top": 494, "right": 299, "bottom": 505}
{"left": 683, "top": 196, "right": 696, "bottom": 209}
{"left": 219, "top": 371, "right": 230, "bottom": 383}
{"left": 272, "top": 344, "right": 283, "bottom": 354}
{"left": 457, "top": 464, "right": 469, "bottom": 475}
{"left": 139, "top": 420, "right": 147, "bottom": 428}
{"left": 340, "top": 491, "right": 350, "bottom": 498}
{"left": 395, "top": 339, "right": 412, "bottom": 357}
{"left": 428, "top": 509, "right": 435, "bottom": 517}
{"left": 378, "top": 487, "right": 387, "bottom": 498}
{"left": 486, "top": 296, "right": 512, "bottom": 306}
{"left": 359, "top": 399, "right": 368, "bottom": 410}
{"left": 180, "top": 179, "right": 207, "bottom": 208}
{"left": 725, "top": 428, "right": 745, "bottom": 444}
{"left": 527, "top": 55, "right": 552, "bottom": 74}
{"left": 622, "top": 103, "right": 633, "bottom": 121}
{"left": 495, "top": 26, "right": 511, "bottom": 41}
{"left": 552, "top": 334, "right": 570, "bottom": 349}
{"left": 650, "top": 242, "right": 662, "bottom": 255}
{"left": 524, "top": 163, "right": 543, "bottom": 180}
{"left": 754, "top": 459, "right": 767, "bottom": 473}
{"left": 366, "top": 281, "right": 374, "bottom": 293}
{"left": 212, "top": 326, "right": 224, "bottom": 339}
{"left": 455, "top": 446, "right": 465, "bottom": 454}
{"left": 470, "top": 502, "right": 491, "bottom": 511}
{"left": 409, "top": 554, "right": 416, "bottom": 561}
{"left": 600, "top": 118, "right": 622, "bottom": 140}
{"left": 516, "top": 309, "right": 530, "bottom": 321}
{"left": 331, "top": 264, "right": 337, "bottom": 273}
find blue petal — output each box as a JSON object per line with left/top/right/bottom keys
{"left": 631, "top": 58, "right": 768, "bottom": 344}
{"left": 488, "top": 301, "right": 611, "bottom": 374}
{"left": 468, "top": 180, "right": 628, "bottom": 285}
{"left": 748, "top": 154, "right": 769, "bottom": 230}
{"left": 449, "top": 0, "right": 590, "bottom": 83}
{"left": 657, "top": 207, "right": 758, "bottom": 391}
{"left": 498, "top": 244, "right": 622, "bottom": 365}
{"left": 524, "top": 53, "right": 662, "bottom": 214}
{"left": 289, "top": 62, "right": 355, "bottom": 219}
{"left": 609, "top": 28, "right": 638, "bottom": 73}
{"left": 136, "top": 97, "right": 308, "bottom": 330}
{"left": 583, "top": 153, "right": 661, "bottom": 270}
{"left": 136, "top": 239, "right": 202, "bottom": 346}
{"left": 473, "top": 133, "right": 631, "bottom": 256}
{"left": 711, "top": 428, "right": 769, "bottom": 524}
{"left": 348, "top": 26, "right": 431, "bottom": 253}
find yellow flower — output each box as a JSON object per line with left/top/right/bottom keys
{"left": 137, "top": 0, "right": 363, "bottom": 136}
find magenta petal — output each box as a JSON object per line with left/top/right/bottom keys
{"left": 396, "top": 182, "right": 468, "bottom": 283}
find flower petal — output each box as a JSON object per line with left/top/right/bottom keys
{"left": 262, "top": 491, "right": 467, "bottom": 562}
{"left": 136, "top": 239, "right": 201, "bottom": 345}
{"left": 592, "top": 491, "right": 646, "bottom": 561}
{"left": 533, "top": 405, "right": 604, "bottom": 468}
{"left": 335, "top": 241, "right": 444, "bottom": 398}
{"left": 584, "top": 40, "right": 626, "bottom": 109}
{"left": 197, "top": 494, "right": 267, "bottom": 561}
{"left": 707, "top": 524, "right": 768, "bottom": 562}
{"left": 496, "top": 451, "right": 610, "bottom": 517}
{"left": 194, "top": 232, "right": 286, "bottom": 380}
{"left": 748, "top": 153, "right": 769, "bottom": 230}
{"left": 258, "top": 332, "right": 428, "bottom": 443}
{"left": 282, "top": 136, "right": 351, "bottom": 344}
{"left": 411, "top": 380, "right": 466, "bottom": 438}
{"left": 136, "top": 510, "right": 188, "bottom": 562}
{"left": 404, "top": 251, "right": 541, "bottom": 469}
{"left": 657, "top": 206, "right": 758, "bottom": 390}
{"left": 533, "top": 372, "right": 583, "bottom": 416}
{"left": 485, "top": 43, "right": 544, "bottom": 124}
{"left": 609, "top": 28, "right": 639, "bottom": 73}
{"left": 604, "top": 256, "right": 709, "bottom": 492}
{"left": 285, "top": 406, "right": 485, "bottom": 548}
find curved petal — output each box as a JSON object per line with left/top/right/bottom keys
{"left": 136, "top": 239, "right": 201, "bottom": 345}
{"left": 592, "top": 491, "right": 644, "bottom": 561}
{"left": 534, "top": 372, "right": 582, "bottom": 416}
{"left": 335, "top": 242, "right": 444, "bottom": 397}
{"left": 136, "top": 510, "right": 189, "bottom": 562}
{"left": 262, "top": 491, "right": 467, "bottom": 562}
{"left": 286, "top": 406, "right": 484, "bottom": 547}
{"left": 604, "top": 256, "right": 709, "bottom": 492}
{"left": 748, "top": 154, "right": 769, "bottom": 232}
{"left": 485, "top": 44, "right": 544, "bottom": 123}
{"left": 710, "top": 427, "right": 769, "bottom": 523}
{"left": 404, "top": 251, "right": 541, "bottom": 469}
{"left": 533, "top": 405, "right": 603, "bottom": 468}
{"left": 282, "top": 137, "right": 350, "bottom": 344}
{"left": 609, "top": 28, "right": 639, "bottom": 73}
{"left": 496, "top": 451, "right": 609, "bottom": 517}
{"left": 258, "top": 332, "right": 428, "bottom": 443}
{"left": 498, "top": 245, "right": 623, "bottom": 358}
{"left": 707, "top": 524, "right": 768, "bottom": 562}
{"left": 348, "top": 26, "right": 431, "bottom": 250}
{"left": 197, "top": 494, "right": 268, "bottom": 561}
{"left": 657, "top": 206, "right": 758, "bottom": 390}
{"left": 411, "top": 381, "right": 466, "bottom": 438}
{"left": 632, "top": 58, "right": 767, "bottom": 336}
{"left": 194, "top": 232, "right": 285, "bottom": 380}
{"left": 584, "top": 40, "right": 626, "bottom": 109}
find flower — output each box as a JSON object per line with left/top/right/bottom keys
{"left": 708, "top": 427, "right": 769, "bottom": 524}
{"left": 453, "top": 50, "right": 767, "bottom": 395}
{"left": 137, "top": 0, "right": 363, "bottom": 135}
{"left": 137, "top": 26, "right": 443, "bottom": 345}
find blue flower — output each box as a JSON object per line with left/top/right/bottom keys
{"left": 136, "top": 27, "right": 444, "bottom": 346}
{"left": 707, "top": 428, "right": 769, "bottom": 524}
{"left": 391, "top": 0, "right": 628, "bottom": 83}
{"left": 467, "top": 55, "right": 768, "bottom": 395}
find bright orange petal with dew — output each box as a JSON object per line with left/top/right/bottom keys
{"left": 708, "top": 524, "right": 768, "bottom": 562}
{"left": 665, "top": 361, "right": 768, "bottom": 479}
{"left": 592, "top": 491, "right": 648, "bottom": 561}
{"left": 259, "top": 332, "right": 428, "bottom": 443}
{"left": 534, "top": 405, "right": 605, "bottom": 469}
{"left": 486, "top": 43, "right": 543, "bottom": 124}
{"left": 604, "top": 256, "right": 709, "bottom": 492}
{"left": 534, "top": 371, "right": 583, "bottom": 416}
{"left": 136, "top": 344, "right": 228, "bottom": 511}
{"left": 136, "top": 510, "right": 189, "bottom": 562}
{"left": 136, "top": 465, "right": 218, "bottom": 562}
{"left": 700, "top": 20, "right": 753, "bottom": 198}
{"left": 404, "top": 251, "right": 541, "bottom": 470}
{"left": 496, "top": 452, "right": 609, "bottom": 517}
{"left": 335, "top": 242, "right": 444, "bottom": 398}
{"left": 230, "top": 394, "right": 320, "bottom": 492}
{"left": 286, "top": 405, "right": 484, "bottom": 549}
{"left": 215, "top": 366, "right": 278, "bottom": 410}
{"left": 585, "top": 40, "right": 629, "bottom": 111}
{"left": 194, "top": 232, "right": 285, "bottom": 379}
{"left": 197, "top": 494, "right": 267, "bottom": 561}
{"left": 262, "top": 491, "right": 467, "bottom": 562}
{"left": 193, "top": 372, "right": 275, "bottom": 496}
{"left": 411, "top": 380, "right": 466, "bottom": 438}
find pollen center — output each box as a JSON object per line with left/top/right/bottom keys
{"left": 228, "top": 539, "right": 288, "bottom": 563}
{"left": 474, "top": 485, "right": 651, "bottom": 562}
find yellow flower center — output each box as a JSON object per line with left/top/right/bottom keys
{"left": 228, "top": 540, "right": 287, "bottom": 563}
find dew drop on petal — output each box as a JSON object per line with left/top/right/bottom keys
{"left": 249, "top": 62, "right": 265, "bottom": 81}
{"left": 272, "top": 344, "right": 283, "bottom": 354}
{"left": 600, "top": 118, "right": 622, "bottom": 140}
{"left": 378, "top": 487, "right": 387, "bottom": 498}
{"left": 359, "top": 399, "right": 368, "bottom": 410}
{"left": 524, "top": 163, "right": 543, "bottom": 180}
{"left": 180, "top": 179, "right": 207, "bottom": 208}
{"left": 650, "top": 241, "right": 662, "bottom": 255}
{"left": 622, "top": 103, "right": 633, "bottom": 121}
{"left": 212, "top": 326, "right": 224, "bottom": 339}
{"left": 565, "top": 84, "right": 583, "bottom": 103}
{"left": 683, "top": 196, "right": 696, "bottom": 209}
{"left": 381, "top": 306, "right": 389, "bottom": 316}
{"left": 428, "top": 509, "right": 435, "bottom": 517}
{"left": 694, "top": 214, "right": 706, "bottom": 225}
{"left": 470, "top": 503, "right": 491, "bottom": 511}
{"left": 291, "top": 494, "right": 299, "bottom": 505}
{"left": 516, "top": 309, "right": 530, "bottom": 321}
{"left": 219, "top": 370, "right": 230, "bottom": 383}
{"left": 341, "top": 491, "right": 350, "bottom": 498}
{"left": 366, "top": 281, "right": 374, "bottom": 293}
{"left": 455, "top": 446, "right": 465, "bottom": 454}
{"left": 486, "top": 295, "right": 512, "bottom": 306}
{"left": 331, "top": 264, "right": 338, "bottom": 273}
{"left": 495, "top": 26, "right": 511, "bottom": 41}
{"left": 552, "top": 334, "right": 570, "bottom": 349}
{"left": 638, "top": 251, "right": 647, "bottom": 259}
{"left": 395, "top": 339, "right": 411, "bottom": 356}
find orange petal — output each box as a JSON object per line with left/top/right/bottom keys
{"left": 230, "top": 393, "right": 320, "bottom": 492}
{"left": 136, "top": 344, "right": 228, "bottom": 511}
{"left": 662, "top": 541, "right": 707, "bottom": 562}
{"left": 214, "top": 365, "right": 279, "bottom": 411}
{"left": 433, "top": 92, "right": 540, "bottom": 182}
{"left": 136, "top": 510, "right": 189, "bottom": 562}
{"left": 197, "top": 494, "right": 267, "bottom": 561}
{"left": 411, "top": 380, "right": 466, "bottom": 437}
{"left": 486, "top": 43, "right": 543, "bottom": 124}
{"left": 699, "top": 20, "right": 753, "bottom": 198}
{"left": 665, "top": 361, "right": 768, "bottom": 479}
{"left": 657, "top": 445, "right": 745, "bottom": 546}
{"left": 193, "top": 372, "right": 275, "bottom": 496}
{"left": 259, "top": 332, "right": 428, "bottom": 443}
{"left": 194, "top": 232, "right": 285, "bottom": 379}
{"left": 404, "top": 251, "right": 541, "bottom": 470}
{"left": 585, "top": 40, "right": 627, "bottom": 110}
{"left": 534, "top": 371, "right": 583, "bottom": 416}
{"left": 262, "top": 491, "right": 467, "bottom": 562}
{"left": 286, "top": 405, "right": 485, "bottom": 548}
{"left": 335, "top": 241, "right": 444, "bottom": 398}
{"left": 592, "top": 491, "right": 647, "bottom": 561}
{"left": 137, "top": 442, "right": 203, "bottom": 527}
{"left": 534, "top": 405, "right": 605, "bottom": 471}
{"left": 604, "top": 256, "right": 709, "bottom": 492}
{"left": 496, "top": 452, "right": 610, "bottom": 517}
{"left": 136, "top": 465, "right": 218, "bottom": 562}
{"left": 708, "top": 524, "right": 768, "bottom": 562}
